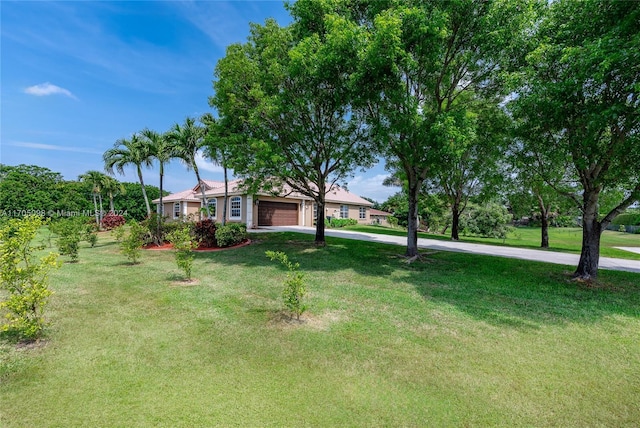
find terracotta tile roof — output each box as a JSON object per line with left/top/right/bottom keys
{"left": 370, "top": 209, "right": 392, "bottom": 216}
{"left": 152, "top": 188, "right": 200, "bottom": 203}
{"left": 161, "top": 179, "right": 373, "bottom": 207}
{"left": 197, "top": 180, "right": 224, "bottom": 191}
{"left": 324, "top": 185, "right": 373, "bottom": 206}
{"left": 201, "top": 179, "right": 244, "bottom": 197}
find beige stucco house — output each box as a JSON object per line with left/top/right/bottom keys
{"left": 369, "top": 209, "right": 393, "bottom": 226}
{"left": 154, "top": 179, "right": 374, "bottom": 228}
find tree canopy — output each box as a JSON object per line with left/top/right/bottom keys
{"left": 211, "top": 12, "right": 376, "bottom": 244}
{"left": 510, "top": 0, "right": 640, "bottom": 278}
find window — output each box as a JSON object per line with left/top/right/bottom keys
{"left": 230, "top": 196, "right": 242, "bottom": 219}
{"left": 207, "top": 199, "right": 217, "bottom": 218}
{"left": 340, "top": 205, "right": 349, "bottom": 219}
{"left": 173, "top": 202, "right": 181, "bottom": 219}
{"left": 313, "top": 203, "right": 318, "bottom": 222}
{"left": 359, "top": 207, "right": 366, "bottom": 220}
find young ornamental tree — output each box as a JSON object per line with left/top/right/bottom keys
{"left": 166, "top": 227, "right": 199, "bottom": 281}
{"left": 266, "top": 251, "right": 307, "bottom": 320}
{"left": 0, "top": 216, "right": 59, "bottom": 341}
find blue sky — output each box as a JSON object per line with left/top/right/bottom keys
{"left": 0, "top": 0, "right": 396, "bottom": 202}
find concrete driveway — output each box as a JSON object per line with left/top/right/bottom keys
{"left": 253, "top": 226, "right": 640, "bottom": 274}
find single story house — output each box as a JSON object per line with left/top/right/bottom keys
{"left": 153, "top": 179, "right": 374, "bottom": 228}
{"left": 369, "top": 209, "right": 393, "bottom": 226}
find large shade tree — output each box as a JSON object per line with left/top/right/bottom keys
{"left": 428, "top": 100, "right": 510, "bottom": 240}
{"left": 510, "top": 0, "right": 640, "bottom": 279}
{"left": 351, "top": 0, "right": 536, "bottom": 256}
{"left": 211, "top": 12, "right": 376, "bottom": 244}
{"left": 507, "top": 134, "right": 576, "bottom": 248}
{"left": 103, "top": 134, "right": 154, "bottom": 216}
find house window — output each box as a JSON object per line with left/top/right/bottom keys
{"left": 340, "top": 205, "right": 349, "bottom": 219}
{"left": 173, "top": 202, "right": 181, "bottom": 219}
{"left": 207, "top": 199, "right": 217, "bottom": 218}
{"left": 230, "top": 196, "right": 241, "bottom": 219}
{"left": 313, "top": 203, "right": 318, "bottom": 222}
{"left": 359, "top": 207, "right": 366, "bottom": 220}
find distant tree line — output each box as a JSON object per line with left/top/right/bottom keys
{"left": 0, "top": 164, "right": 164, "bottom": 221}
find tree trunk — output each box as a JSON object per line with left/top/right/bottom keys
{"left": 451, "top": 199, "right": 461, "bottom": 241}
{"left": 315, "top": 200, "right": 326, "bottom": 246}
{"left": 157, "top": 165, "right": 164, "bottom": 244}
{"left": 537, "top": 194, "right": 549, "bottom": 248}
{"left": 137, "top": 166, "right": 152, "bottom": 216}
{"left": 194, "top": 165, "right": 208, "bottom": 220}
{"left": 92, "top": 193, "right": 99, "bottom": 228}
{"left": 98, "top": 193, "right": 104, "bottom": 226}
{"left": 109, "top": 193, "right": 115, "bottom": 213}
{"left": 406, "top": 178, "right": 419, "bottom": 257}
{"left": 314, "top": 175, "right": 326, "bottom": 246}
{"left": 574, "top": 190, "right": 601, "bottom": 279}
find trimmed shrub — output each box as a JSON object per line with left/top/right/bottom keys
{"left": 215, "top": 223, "right": 247, "bottom": 248}
{"left": 328, "top": 218, "right": 357, "bottom": 228}
{"left": 101, "top": 213, "right": 126, "bottom": 230}
{"left": 461, "top": 203, "right": 512, "bottom": 239}
{"left": 194, "top": 219, "right": 217, "bottom": 247}
{"left": 141, "top": 213, "right": 191, "bottom": 245}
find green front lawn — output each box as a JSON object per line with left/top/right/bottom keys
{"left": 344, "top": 224, "right": 640, "bottom": 260}
{"left": 1, "top": 231, "right": 639, "bottom": 426}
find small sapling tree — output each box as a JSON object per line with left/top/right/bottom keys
{"left": 166, "top": 227, "right": 199, "bottom": 280}
{"left": 0, "top": 216, "right": 59, "bottom": 341}
{"left": 111, "top": 224, "right": 126, "bottom": 242}
{"left": 265, "top": 251, "right": 307, "bottom": 320}
{"left": 120, "top": 220, "right": 145, "bottom": 264}
{"left": 50, "top": 218, "right": 84, "bottom": 262}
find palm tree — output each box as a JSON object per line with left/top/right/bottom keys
{"left": 79, "top": 170, "right": 107, "bottom": 228}
{"left": 102, "top": 176, "right": 126, "bottom": 213}
{"left": 167, "top": 117, "right": 207, "bottom": 218}
{"left": 201, "top": 113, "right": 232, "bottom": 225}
{"left": 103, "top": 134, "right": 154, "bottom": 216}
{"left": 140, "top": 128, "right": 176, "bottom": 239}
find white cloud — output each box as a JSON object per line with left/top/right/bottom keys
{"left": 195, "top": 152, "right": 223, "bottom": 174}
{"left": 24, "top": 82, "right": 78, "bottom": 99}
{"left": 9, "top": 141, "right": 101, "bottom": 154}
{"left": 347, "top": 174, "right": 399, "bottom": 202}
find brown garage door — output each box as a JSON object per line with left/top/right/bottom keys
{"left": 258, "top": 201, "right": 298, "bottom": 226}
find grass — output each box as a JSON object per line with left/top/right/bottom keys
{"left": 344, "top": 224, "right": 640, "bottom": 260}
{"left": 1, "top": 230, "right": 640, "bottom": 426}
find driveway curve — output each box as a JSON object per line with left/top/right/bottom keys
{"left": 254, "top": 226, "right": 640, "bottom": 274}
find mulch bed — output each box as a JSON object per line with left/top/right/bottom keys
{"left": 143, "top": 239, "right": 251, "bottom": 252}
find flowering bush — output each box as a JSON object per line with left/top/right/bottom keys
{"left": 101, "top": 213, "right": 126, "bottom": 230}
{"left": 194, "top": 219, "right": 217, "bottom": 247}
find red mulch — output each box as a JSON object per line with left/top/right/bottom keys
{"left": 143, "top": 239, "right": 251, "bottom": 252}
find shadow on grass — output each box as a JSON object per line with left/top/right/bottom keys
{"left": 198, "top": 231, "right": 640, "bottom": 329}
